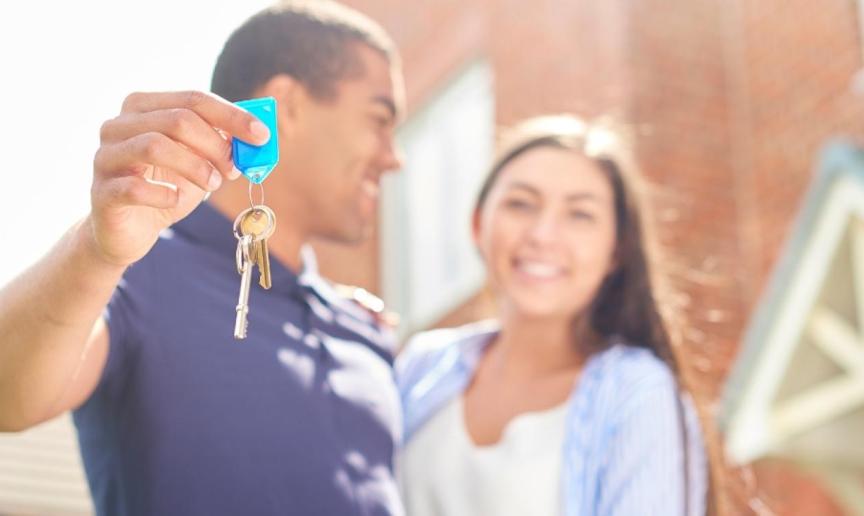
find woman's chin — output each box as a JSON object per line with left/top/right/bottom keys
{"left": 505, "top": 298, "right": 579, "bottom": 323}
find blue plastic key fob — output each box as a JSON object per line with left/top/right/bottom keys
{"left": 232, "top": 97, "right": 279, "bottom": 184}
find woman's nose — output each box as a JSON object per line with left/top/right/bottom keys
{"left": 526, "top": 212, "right": 561, "bottom": 245}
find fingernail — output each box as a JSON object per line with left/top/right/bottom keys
{"left": 229, "top": 166, "right": 242, "bottom": 180}
{"left": 208, "top": 169, "right": 223, "bottom": 191}
{"left": 250, "top": 119, "right": 270, "bottom": 143}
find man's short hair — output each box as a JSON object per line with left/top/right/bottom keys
{"left": 211, "top": 0, "right": 396, "bottom": 102}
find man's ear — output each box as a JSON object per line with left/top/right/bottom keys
{"left": 471, "top": 208, "right": 483, "bottom": 255}
{"left": 254, "top": 74, "right": 304, "bottom": 130}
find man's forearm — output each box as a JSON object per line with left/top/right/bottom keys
{"left": 0, "top": 90, "right": 267, "bottom": 431}
{"left": 0, "top": 217, "right": 126, "bottom": 430}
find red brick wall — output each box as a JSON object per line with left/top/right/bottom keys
{"left": 627, "top": 0, "right": 744, "bottom": 378}
{"left": 740, "top": 0, "right": 864, "bottom": 285}
{"left": 621, "top": 1, "right": 864, "bottom": 512}
{"left": 489, "top": 0, "right": 631, "bottom": 122}
{"left": 725, "top": 3, "right": 864, "bottom": 510}
{"left": 625, "top": 4, "right": 744, "bottom": 510}
{"left": 314, "top": 1, "right": 864, "bottom": 513}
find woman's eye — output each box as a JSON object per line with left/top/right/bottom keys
{"left": 504, "top": 198, "right": 533, "bottom": 211}
{"left": 568, "top": 209, "right": 595, "bottom": 221}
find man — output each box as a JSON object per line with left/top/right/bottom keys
{"left": 0, "top": 2, "right": 405, "bottom": 514}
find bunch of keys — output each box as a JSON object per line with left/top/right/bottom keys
{"left": 233, "top": 202, "right": 276, "bottom": 339}
{"left": 231, "top": 97, "right": 279, "bottom": 339}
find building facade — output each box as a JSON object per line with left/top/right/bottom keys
{"left": 321, "top": 0, "right": 864, "bottom": 513}
{"left": 3, "top": 1, "right": 864, "bottom": 514}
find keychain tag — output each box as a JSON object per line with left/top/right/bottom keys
{"left": 233, "top": 97, "right": 279, "bottom": 184}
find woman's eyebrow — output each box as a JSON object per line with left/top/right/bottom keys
{"left": 504, "top": 181, "right": 604, "bottom": 203}
{"left": 504, "top": 181, "right": 541, "bottom": 196}
{"left": 565, "top": 192, "right": 601, "bottom": 203}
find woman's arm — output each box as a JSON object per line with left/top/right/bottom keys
{"left": 596, "top": 366, "right": 708, "bottom": 516}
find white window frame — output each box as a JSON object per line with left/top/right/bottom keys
{"left": 379, "top": 60, "right": 495, "bottom": 338}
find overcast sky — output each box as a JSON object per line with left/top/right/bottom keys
{"left": 0, "top": 1, "right": 273, "bottom": 285}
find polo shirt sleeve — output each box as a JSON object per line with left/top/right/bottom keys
{"left": 595, "top": 358, "right": 707, "bottom": 516}
{"left": 99, "top": 256, "right": 157, "bottom": 391}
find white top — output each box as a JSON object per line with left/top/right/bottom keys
{"left": 400, "top": 395, "right": 569, "bottom": 516}
{"left": 399, "top": 327, "right": 709, "bottom": 516}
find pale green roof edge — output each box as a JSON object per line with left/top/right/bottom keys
{"left": 719, "top": 140, "right": 864, "bottom": 431}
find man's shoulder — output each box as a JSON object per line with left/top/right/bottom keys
{"left": 330, "top": 283, "right": 399, "bottom": 329}
{"left": 112, "top": 225, "right": 232, "bottom": 320}
{"left": 124, "top": 227, "right": 198, "bottom": 271}
{"left": 312, "top": 282, "right": 400, "bottom": 357}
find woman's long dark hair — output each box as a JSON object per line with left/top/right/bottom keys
{"left": 475, "top": 115, "right": 719, "bottom": 515}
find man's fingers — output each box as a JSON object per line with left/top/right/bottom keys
{"left": 100, "top": 109, "right": 235, "bottom": 177}
{"left": 99, "top": 176, "right": 180, "bottom": 210}
{"left": 94, "top": 132, "right": 223, "bottom": 193}
{"left": 119, "top": 91, "right": 271, "bottom": 146}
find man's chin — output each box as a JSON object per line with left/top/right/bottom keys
{"left": 319, "top": 223, "right": 372, "bottom": 246}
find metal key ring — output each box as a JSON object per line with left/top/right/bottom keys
{"left": 248, "top": 181, "right": 265, "bottom": 208}
{"left": 232, "top": 205, "right": 277, "bottom": 242}
{"left": 235, "top": 234, "right": 252, "bottom": 275}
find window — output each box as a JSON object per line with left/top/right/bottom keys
{"left": 380, "top": 60, "right": 495, "bottom": 337}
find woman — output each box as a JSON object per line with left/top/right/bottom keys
{"left": 397, "top": 115, "right": 710, "bottom": 515}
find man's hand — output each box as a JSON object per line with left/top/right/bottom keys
{"left": 88, "top": 91, "right": 270, "bottom": 266}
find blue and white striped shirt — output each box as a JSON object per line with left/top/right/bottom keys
{"left": 396, "top": 321, "right": 707, "bottom": 516}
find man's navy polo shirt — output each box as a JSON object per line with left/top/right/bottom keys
{"left": 73, "top": 203, "right": 404, "bottom": 516}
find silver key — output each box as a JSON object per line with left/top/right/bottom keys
{"left": 233, "top": 234, "right": 255, "bottom": 339}
{"left": 232, "top": 205, "right": 276, "bottom": 339}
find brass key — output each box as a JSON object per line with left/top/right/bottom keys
{"left": 232, "top": 205, "right": 276, "bottom": 339}
{"left": 238, "top": 205, "right": 276, "bottom": 289}
{"left": 255, "top": 238, "right": 272, "bottom": 289}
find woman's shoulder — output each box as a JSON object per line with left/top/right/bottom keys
{"left": 595, "top": 342, "right": 676, "bottom": 388}
{"left": 400, "top": 319, "right": 497, "bottom": 357}
{"left": 395, "top": 320, "right": 498, "bottom": 382}
{"left": 570, "top": 342, "right": 699, "bottom": 452}
{"left": 583, "top": 342, "right": 679, "bottom": 415}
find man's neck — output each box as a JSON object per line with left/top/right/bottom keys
{"left": 207, "top": 182, "right": 306, "bottom": 272}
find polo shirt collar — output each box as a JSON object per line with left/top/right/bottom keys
{"left": 170, "top": 202, "right": 326, "bottom": 300}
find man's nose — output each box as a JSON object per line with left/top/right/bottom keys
{"left": 378, "top": 137, "right": 404, "bottom": 173}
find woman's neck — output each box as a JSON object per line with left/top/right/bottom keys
{"left": 490, "top": 311, "right": 595, "bottom": 381}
